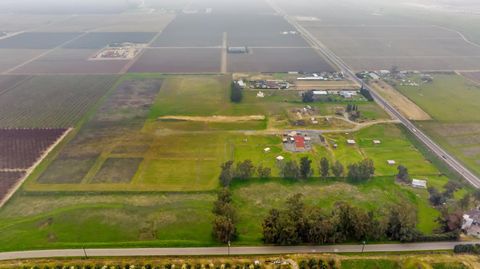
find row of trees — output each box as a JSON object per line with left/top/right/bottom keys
{"left": 212, "top": 188, "right": 237, "bottom": 243}
{"left": 219, "top": 160, "right": 272, "bottom": 187}
{"left": 262, "top": 193, "right": 419, "bottom": 245}
{"left": 220, "top": 158, "right": 375, "bottom": 185}
{"left": 282, "top": 158, "right": 374, "bottom": 182}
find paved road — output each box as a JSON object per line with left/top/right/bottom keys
{"left": 266, "top": 0, "right": 480, "bottom": 188}
{"left": 0, "top": 242, "right": 476, "bottom": 261}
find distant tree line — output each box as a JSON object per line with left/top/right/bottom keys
{"left": 212, "top": 188, "right": 237, "bottom": 243}
{"left": 262, "top": 193, "right": 419, "bottom": 245}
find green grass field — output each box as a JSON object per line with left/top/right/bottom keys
{"left": 0, "top": 73, "right": 464, "bottom": 251}
{"left": 395, "top": 73, "right": 480, "bottom": 176}
{"left": 396, "top": 74, "right": 480, "bottom": 122}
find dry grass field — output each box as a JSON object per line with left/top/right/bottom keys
{"left": 370, "top": 79, "right": 431, "bottom": 120}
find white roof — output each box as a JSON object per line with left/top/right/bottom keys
{"left": 276, "top": 156, "right": 284, "bottom": 161}
{"left": 387, "top": 160, "right": 396, "bottom": 164}
{"left": 373, "top": 140, "right": 381, "bottom": 144}
{"left": 264, "top": 147, "right": 271, "bottom": 152}
{"left": 412, "top": 179, "right": 427, "bottom": 188}
{"left": 347, "top": 139, "right": 356, "bottom": 144}
{"left": 313, "top": 90, "right": 328, "bottom": 95}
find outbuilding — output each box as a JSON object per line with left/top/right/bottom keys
{"left": 347, "top": 139, "right": 356, "bottom": 145}
{"left": 412, "top": 179, "right": 427, "bottom": 189}
{"left": 387, "top": 160, "right": 396, "bottom": 165}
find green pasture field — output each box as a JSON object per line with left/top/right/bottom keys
{"left": 0, "top": 192, "right": 216, "bottom": 251}
{"left": 3, "top": 73, "right": 463, "bottom": 251}
{"left": 231, "top": 177, "right": 441, "bottom": 244}
{"left": 394, "top": 73, "right": 480, "bottom": 176}
{"left": 396, "top": 74, "right": 480, "bottom": 123}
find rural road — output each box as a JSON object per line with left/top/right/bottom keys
{"left": 0, "top": 242, "right": 476, "bottom": 261}
{"left": 266, "top": 0, "right": 480, "bottom": 188}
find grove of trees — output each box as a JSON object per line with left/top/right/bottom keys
{"left": 262, "top": 193, "right": 420, "bottom": 245}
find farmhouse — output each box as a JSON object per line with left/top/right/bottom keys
{"left": 462, "top": 209, "right": 480, "bottom": 237}
{"left": 412, "top": 179, "right": 427, "bottom": 189}
{"left": 294, "top": 135, "right": 305, "bottom": 150}
{"left": 283, "top": 132, "right": 312, "bottom": 152}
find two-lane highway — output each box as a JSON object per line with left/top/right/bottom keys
{"left": 0, "top": 241, "right": 476, "bottom": 261}
{"left": 267, "top": 0, "right": 480, "bottom": 188}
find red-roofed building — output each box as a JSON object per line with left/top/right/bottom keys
{"left": 294, "top": 135, "right": 305, "bottom": 149}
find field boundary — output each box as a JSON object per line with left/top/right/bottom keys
{"left": 0, "top": 128, "right": 72, "bottom": 208}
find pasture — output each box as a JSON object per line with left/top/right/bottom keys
{"left": 395, "top": 73, "right": 480, "bottom": 176}
{"left": 232, "top": 177, "right": 440, "bottom": 244}
{"left": 0, "top": 75, "right": 119, "bottom": 128}
{"left": 396, "top": 74, "right": 480, "bottom": 122}
{"left": 0, "top": 73, "right": 458, "bottom": 251}
{"left": 0, "top": 192, "right": 216, "bottom": 251}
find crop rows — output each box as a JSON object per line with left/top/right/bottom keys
{"left": 0, "top": 171, "right": 24, "bottom": 203}
{"left": 0, "top": 75, "right": 118, "bottom": 128}
{"left": 0, "top": 128, "right": 67, "bottom": 169}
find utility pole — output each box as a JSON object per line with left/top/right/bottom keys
{"left": 83, "top": 247, "right": 88, "bottom": 259}
{"left": 361, "top": 241, "right": 366, "bottom": 253}
{"left": 228, "top": 240, "right": 231, "bottom": 256}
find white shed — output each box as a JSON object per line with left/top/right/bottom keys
{"left": 387, "top": 160, "right": 396, "bottom": 165}
{"left": 276, "top": 156, "right": 284, "bottom": 161}
{"left": 347, "top": 139, "right": 356, "bottom": 145}
{"left": 412, "top": 179, "right": 427, "bottom": 189}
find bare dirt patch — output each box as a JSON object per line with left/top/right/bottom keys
{"left": 158, "top": 115, "right": 265, "bottom": 123}
{"left": 295, "top": 80, "right": 357, "bottom": 90}
{"left": 370, "top": 80, "right": 431, "bottom": 121}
